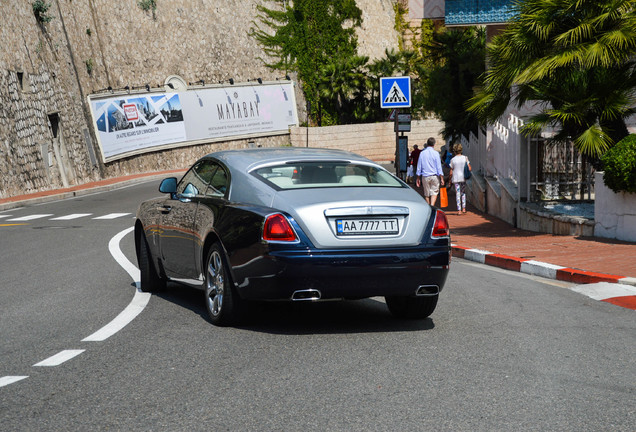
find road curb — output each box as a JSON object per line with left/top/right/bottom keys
{"left": 451, "top": 245, "right": 636, "bottom": 287}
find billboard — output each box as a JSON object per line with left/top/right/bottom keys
{"left": 88, "top": 82, "right": 298, "bottom": 162}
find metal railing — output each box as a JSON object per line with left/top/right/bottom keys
{"left": 528, "top": 138, "right": 595, "bottom": 202}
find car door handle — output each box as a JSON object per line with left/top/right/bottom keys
{"left": 158, "top": 205, "right": 172, "bottom": 213}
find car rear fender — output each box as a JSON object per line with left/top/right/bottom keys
{"left": 202, "top": 203, "right": 310, "bottom": 295}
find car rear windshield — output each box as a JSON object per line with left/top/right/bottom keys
{"left": 252, "top": 161, "right": 403, "bottom": 189}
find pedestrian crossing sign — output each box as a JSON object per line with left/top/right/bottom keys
{"left": 380, "top": 76, "right": 411, "bottom": 108}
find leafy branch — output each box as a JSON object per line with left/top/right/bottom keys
{"left": 32, "top": 0, "right": 53, "bottom": 24}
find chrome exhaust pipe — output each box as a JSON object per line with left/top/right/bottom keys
{"left": 291, "top": 289, "right": 321, "bottom": 301}
{"left": 415, "top": 285, "right": 439, "bottom": 297}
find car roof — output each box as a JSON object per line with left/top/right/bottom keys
{"left": 199, "top": 147, "right": 395, "bottom": 208}
{"left": 204, "top": 147, "right": 377, "bottom": 172}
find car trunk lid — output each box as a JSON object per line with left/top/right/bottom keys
{"left": 271, "top": 187, "right": 431, "bottom": 249}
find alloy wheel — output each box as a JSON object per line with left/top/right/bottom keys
{"left": 205, "top": 250, "right": 225, "bottom": 316}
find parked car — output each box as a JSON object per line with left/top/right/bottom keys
{"left": 135, "top": 147, "right": 450, "bottom": 326}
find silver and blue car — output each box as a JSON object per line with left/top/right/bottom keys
{"left": 135, "top": 147, "right": 450, "bottom": 326}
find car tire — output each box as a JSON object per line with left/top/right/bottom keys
{"left": 204, "top": 243, "right": 245, "bottom": 326}
{"left": 385, "top": 295, "right": 438, "bottom": 319}
{"left": 138, "top": 232, "right": 166, "bottom": 293}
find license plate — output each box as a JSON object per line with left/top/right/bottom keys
{"left": 336, "top": 218, "right": 399, "bottom": 236}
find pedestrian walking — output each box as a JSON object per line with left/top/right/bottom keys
{"left": 449, "top": 143, "right": 471, "bottom": 214}
{"left": 415, "top": 137, "right": 444, "bottom": 206}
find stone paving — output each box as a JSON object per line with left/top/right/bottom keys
{"left": 445, "top": 204, "right": 636, "bottom": 279}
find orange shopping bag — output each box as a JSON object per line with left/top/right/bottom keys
{"left": 439, "top": 186, "right": 448, "bottom": 207}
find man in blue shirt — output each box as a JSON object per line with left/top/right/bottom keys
{"left": 415, "top": 137, "right": 445, "bottom": 206}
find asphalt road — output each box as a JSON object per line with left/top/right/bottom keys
{"left": 1, "top": 179, "right": 634, "bottom": 431}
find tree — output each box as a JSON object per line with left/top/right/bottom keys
{"left": 424, "top": 26, "right": 486, "bottom": 143}
{"left": 317, "top": 55, "right": 370, "bottom": 125}
{"left": 469, "top": 0, "right": 636, "bottom": 158}
{"left": 250, "top": 0, "right": 362, "bottom": 125}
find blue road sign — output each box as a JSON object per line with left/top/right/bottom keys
{"left": 380, "top": 76, "right": 411, "bottom": 108}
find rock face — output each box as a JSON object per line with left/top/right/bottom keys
{"left": 0, "top": 1, "right": 400, "bottom": 199}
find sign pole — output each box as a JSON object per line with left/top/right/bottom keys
{"left": 395, "top": 108, "right": 400, "bottom": 176}
{"left": 380, "top": 76, "right": 412, "bottom": 180}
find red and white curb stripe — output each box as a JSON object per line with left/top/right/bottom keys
{"left": 453, "top": 246, "right": 636, "bottom": 310}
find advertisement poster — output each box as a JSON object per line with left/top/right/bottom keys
{"left": 88, "top": 82, "right": 298, "bottom": 162}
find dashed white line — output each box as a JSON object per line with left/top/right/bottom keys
{"left": 50, "top": 213, "right": 93, "bottom": 220}
{"left": 92, "top": 213, "right": 131, "bottom": 220}
{"left": 0, "top": 215, "right": 12, "bottom": 219}
{"left": 0, "top": 376, "right": 29, "bottom": 388}
{"left": 7, "top": 214, "right": 54, "bottom": 221}
{"left": 33, "top": 350, "right": 85, "bottom": 367}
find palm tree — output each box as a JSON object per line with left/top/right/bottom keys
{"left": 469, "top": 0, "right": 636, "bottom": 157}
{"left": 318, "top": 55, "right": 370, "bottom": 125}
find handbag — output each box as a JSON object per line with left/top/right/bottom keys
{"left": 439, "top": 185, "right": 448, "bottom": 207}
{"left": 464, "top": 159, "right": 472, "bottom": 180}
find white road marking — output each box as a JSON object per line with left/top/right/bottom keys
{"left": 7, "top": 214, "right": 54, "bottom": 221}
{"left": 33, "top": 349, "right": 85, "bottom": 367}
{"left": 571, "top": 283, "right": 636, "bottom": 301}
{"left": 92, "top": 213, "right": 131, "bottom": 220}
{"left": 50, "top": 213, "right": 93, "bottom": 220}
{"left": 1, "top": 227, "right": 148, "bottom": 388}
{"left": 0, "top": 215, "right": 12, "bottom": 219}
{"left": 82, "top": 227, "right": 150, "bottom": 342}
{"left": 0, "top": 376, "right": 29, "bottom": 387}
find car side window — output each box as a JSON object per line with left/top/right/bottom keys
{"left": 177, "top": 160, "right": 216, "bottom": 198}
{"left": 206, "top": 164, "right": 228, "bottom": 197}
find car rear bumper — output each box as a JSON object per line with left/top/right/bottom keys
{"left": 231, "top": 246, "right": 450, "bottom": 301}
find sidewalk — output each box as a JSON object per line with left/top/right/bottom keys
{"left": 445, "top": 204, "right": 636, "bottom": 284}
{"left": 2, "top": 171, "right": 635, "bottom": 300}
{"left": 402, "top": 177, "right": 636, "bottom": 309}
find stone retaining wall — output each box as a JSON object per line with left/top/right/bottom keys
{"left": 0, "top": 0, "right": 400, "bottom": 199}
{"left": 290, "top": 118, "right": 446, "bottom": 162}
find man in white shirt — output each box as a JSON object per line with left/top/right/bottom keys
{"left": 415, "top": 137, "right": 445, "bottom": 206}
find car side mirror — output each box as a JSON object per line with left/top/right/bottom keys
{"left": 159, "top": 177, "right": 177, "bottom": 194}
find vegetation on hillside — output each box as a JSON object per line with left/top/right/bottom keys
{"left": 250, "top": 0, "right": 483, "bottom": 137}
{"left": 250, "top": 0, "right": 363, "bottom": 126}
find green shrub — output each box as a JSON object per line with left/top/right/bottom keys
{"left": 32, "top": 0, "right": 53, "bottom": 23}
{"left": 138, "top": 0, "right": 157, "bottom": 20}
{"left": 85, "top": 58, "right": 94, "bottom": 75}
{"left": 602, "top": 134, "right": 636, "bottom": 194}
{"left": 138, "top": 0, "right": 156, "bottom": 13}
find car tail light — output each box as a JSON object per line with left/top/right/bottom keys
{"left": 432, "top": 209, "right": 449, "bottom": 237}
{"left": 263, "top": 213, "right": 298, "bottom": 242}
